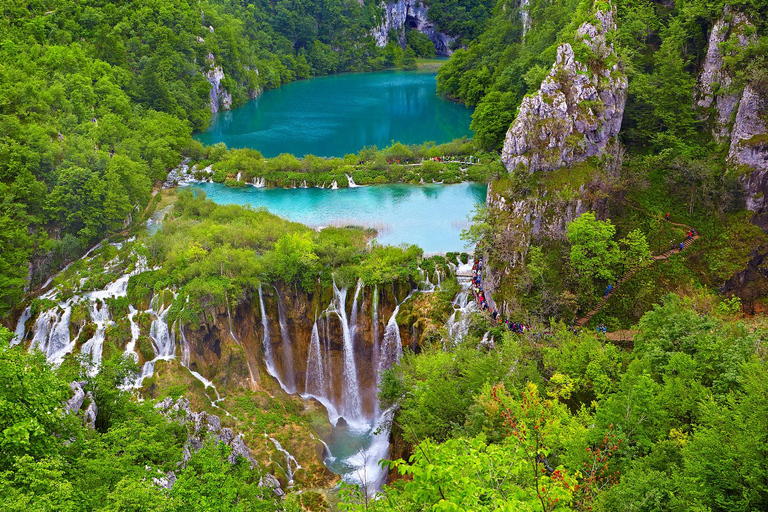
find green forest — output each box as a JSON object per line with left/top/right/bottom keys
{"left": 2, "top": 0, "right": 768, "bottom": 509}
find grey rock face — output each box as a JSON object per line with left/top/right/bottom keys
{"left": 372, "top": 0, "right": 455, "bottom": 56}
{"left": 695, "top": 8, "right": 755, "bottom": 141}
{"left": 154, "top": 397, "right": 284, "bottom": 495}
{"left": 501, "top": 6, "right": 626, "bottom": 173}
{"left": 84, "top": 391, "right": 98, "bottom": 429}
{"left": 206, "top": 53, "right": 233, "bottom": 114}
{"left": 65, "top": 381, "right": 86, "bottom": 413}
{"left": 729, "top": 84, "right": 768, "bottom": 218}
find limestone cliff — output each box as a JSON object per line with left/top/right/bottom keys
{"left": 729, "top": 84, "right": 768, "bottom": 224}
{"left": 501, "top": 6, "right": 626, "bottom": 173}
{"left": 206, "top": 52, "right": 233, "bottom": 114}
{"left": 695, "top": 8, "right": 755, "bottom": 142}
{"left": 373, "top": 0, "right": 455, "bottom": 56}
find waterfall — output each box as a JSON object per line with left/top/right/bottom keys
{"left": 30, "top": 301, "right": 74, "bottom": 365}
{"left": 378, "top": 301, "right": 404, "bottom": 377}
{"left": 252, "top": 176, "right": 265, "bottom": 188}
{"left": 12, "top": 306, "right": 31, "bottom": 347}
{"left": 305, "top": 321, "right": 325, "bottom": 397}
{"left": 236, "top": 171, "right": 242, "bottom": 181}
{"left": 269, "top": 436, "right": 302, "bottom": 485}
{"left": 80, "top": 300, "right": 111, "bottom": 375}
{"left": 124, "top": 306, "right": 141, "bottom": 362}
{"left": 445, "top": 266, "right": 477, "bottom": 347}
{"left": 273, "top": 286, "right": 296, "bottom": 393}
{"left": 371, "top": 285, "right": 380, "bottom": 387}
{"left": 332, "top": 281, "right": 362, "bottom": 423}
{"left": 346, "top": 173, "right": 360, "bottom": 188}
{"left": 259, "top": 284, "right": 289, "bottom": 392}
{"left": 132, "top": 296, "right": 176, "bottom": 388}
{"left": 331, "top": 180, "right": 338, "bottom": 190}
{"left": 179, "top": 324, "right": 223, "bottom": 404}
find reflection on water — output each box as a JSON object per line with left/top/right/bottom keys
{"left": 194, "top": 70, "right": 474, "bottom": 158}
{"left": 189, "top": 182, "right": 487, "bottom": 253}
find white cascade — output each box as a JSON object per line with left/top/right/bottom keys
{"left": 445, "top": 263, "right": 477, "bottom": 347}
{"left": 80, "top": 300, "right": 111, "bottom": 375}
{"left": 259, "top": 284, "right": 290, "bottom": 391}
{"left": 12, "top": 306, "right": 31, "bottom": 347}
{"left": 331, "top": 180, "right": 338, "bottom": 190}
{"left": 30, "top": 301, "right": 74, "bottom": 365}
{"left": 378, "top": 301, "right": 404, "bottom": 377}
{"left": 269, "top": 436, "right": 302, "bottom": 485}
{"left": 304, "top": 320, "right": 325, "bottom": 397}
{"left": 346, "top": 173, "right": 360, "bottom": 188}
{"left": 179, "top": 324, "right": 223, "bottom": 404}
{"left": 133, "top": 295, "right": 175, "bottom": 388}
{"left": 236, "top": 171, "right": 242, "bottom": 181}
{"left": 252, "top": 177, "right": 266, "bottom": 188}
{"left": 274, "top": 286, "right": 296, "bottom": 393}
{"left": 331, "top": 280, "right": 362, "bottom": 423}
{"left": 124, "top": 306, "right": 141, "bottom": 362}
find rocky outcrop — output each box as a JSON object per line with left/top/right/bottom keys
{"left": 373, "top": 0, "right": 455, "bottom": 56}
{"left": 696, "top": 8, "right": 768, "bottom": 224}
{"left": 154, "top": 397, "right": 284, "bottom": 495}
{"left": 206, "top": 52, "right": 232, "bottom": 114}
{"left": 501, "top": 6, "right": 627, "bottom": 173}
{"left": 65, "top": 381, "right": 97, "bottom": 429}
{"left": 730, "top": 83, "right": 768, "bottom": 223}
{"left": 695, "top": 8, "right": 755, "bottom": 142}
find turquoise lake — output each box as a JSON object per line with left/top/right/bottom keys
{"left": 194, "top": 70, "right": 474, "bottom": 158}
{"left": 190, "top": 182, "right": 487, "bottom": 253}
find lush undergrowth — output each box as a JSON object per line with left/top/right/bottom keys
{"left": 346, "top": 295, "right": 768, "bottom": 511}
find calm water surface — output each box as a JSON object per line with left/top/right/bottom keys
{"left": 190, "top": 182, "right": 486, "bottom": 253}
{"left": 195, "top": 70, "right": 473, "bottom": 158}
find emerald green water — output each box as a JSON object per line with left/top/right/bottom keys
{"left": 190, "top": 182, "right": 487, "bottom": 253}
{"left": 195, "top": 70, "right": 473, "bottom": 158}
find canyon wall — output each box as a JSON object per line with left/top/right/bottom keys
{"left": 373, "top": 0, "right": 455, "bottom": 56}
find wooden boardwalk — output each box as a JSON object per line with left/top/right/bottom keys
{"left": 574, "top": 226, "right": 701, "bottom": 328}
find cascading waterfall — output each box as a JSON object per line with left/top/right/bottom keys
{"left": 29, "top": 301, "right": 74, "bottom": 365}
{"left": 304, "top": 320, "right": 325, "bottom": 398}
{"left": 80, "top": 300, "right": 111, "bottom": 375}
{"left": 133, "top": 295, "right": 176, "bottom": 388}
{"left": 236, "top": 171, "right": 242, "bottom": 181}
{"left": 259, "top": 284, "right": 290, "bottom": 391}
{"left": 252, "top": 176, "right": 266, "bottom": 188}
{"left": 269, "top": 436, "right": 302, "bottom": 485}
{"left": 12, "top": 306, "right": 31, "bottom": 347}
{"left": 273, "top": 286, "right": 296, "bottom": 393}
{"left": 378, "top": 299, "right": 405, "bottom": 377}
{"left": 179, "top": 324, "right": 223, "bottom": 404}
{"left": 331, "top": 280, "right": 363, "bottom": 423}
{"left": 346, "top": 173, "right": 360, "bottom": 188}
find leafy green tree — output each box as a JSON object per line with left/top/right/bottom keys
{"left": 566, "top": 212, "right": 620, "bottom": 286}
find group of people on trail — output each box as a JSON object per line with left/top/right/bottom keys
{"left": 665, "top": 213, "right": 697, "bottom": 253}
{"left": 472, "top": 255, "right": 492, "bottom": 314}
{"left": 596, "top": 323, "right": 607, "bottom": 334}
{"left": 472, "top": 248, "right": 533, "bottom": 335}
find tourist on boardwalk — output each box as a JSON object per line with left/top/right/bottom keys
{"left": 679, "top": 242, "right": 684, "bottom": 252}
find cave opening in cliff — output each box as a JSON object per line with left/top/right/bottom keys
{"left": 405, "top": 15, "right": 419, "bottom": 30}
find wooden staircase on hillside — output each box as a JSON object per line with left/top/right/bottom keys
{"left": 574, "top": 232, "right": 701, "bottom": 328}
